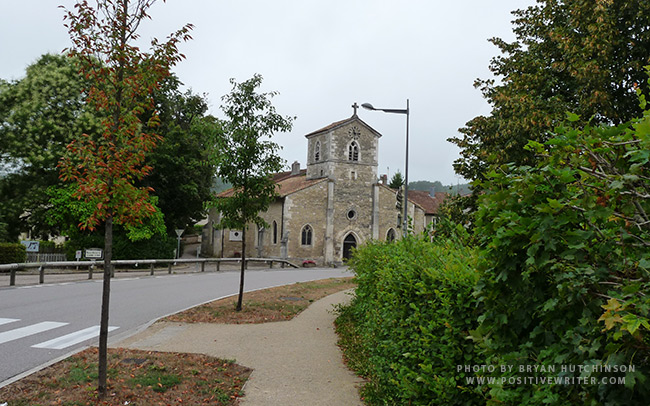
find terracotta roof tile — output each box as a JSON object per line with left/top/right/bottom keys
{"left": 217, "top": 169, "right": 325, "bottom": 199}
{"left": 406, "top": 190, "right": 448, "bottom": 215}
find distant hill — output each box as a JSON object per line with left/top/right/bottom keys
{"left": 408, "top": 180, "right": 470, "bottom": 196}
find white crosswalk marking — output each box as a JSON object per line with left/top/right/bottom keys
{"left": 0, "top": 321, "right": 68, "bottom": 345}
{"left": 32, "top": 325, "right": 119, "bottom": 350}
{"left": 0, "top": 318, "right": 20, "bottom": 326}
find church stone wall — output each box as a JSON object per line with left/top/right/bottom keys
{"left": 331, "top": 177, "right": 373, "bottom": 260}
{"left": 377, "top": 185, "right": 401, "bottom": 240}
{"left": 283, "top": 182, "right": 328, "bottom": 265}
{"left": 255, "top": 201, "right": 284, "bottom": 258}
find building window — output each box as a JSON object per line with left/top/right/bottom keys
{"left": 347, "top": 209, "right": 357, "bottom": 220}
{"left": 387, "top": 228, "right": 396, "bottom": 242}
{"left": 301, "top": 224, "right": 313, "bottom": 246}
{"left": 314, "top": 141, "right": 321, "bottom": 162}
{"left": 348, "top": 141, "right": 359, "bottom": 161}
{"left": 273, "top": 221, "right": 278, "bottom": 244}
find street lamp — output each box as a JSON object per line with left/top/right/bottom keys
{"left": 362, "top": 100, "right": 410, "bottom": 237}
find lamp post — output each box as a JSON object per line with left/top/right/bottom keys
{"left": 362, "top": 100, "right": 410, "bottom": 237}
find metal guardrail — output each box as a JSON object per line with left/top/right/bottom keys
{"left": 0, "top": 257, "right": 299, "bottom": 287}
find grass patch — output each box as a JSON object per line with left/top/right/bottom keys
{"left": 0, "top": 347, "right": 251, "bottom": 405}
{"left": 165, "top": 277, "right": 356, "bottom": 324}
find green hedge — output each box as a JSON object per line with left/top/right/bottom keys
{"left": 342, "top": 235, "right": 482, "bottom": 405}
{"left": 64, "top": 229, "right": 176, "bottom": 260}
{"left": 0, "top": 243, "right": 26, "bottom": 264}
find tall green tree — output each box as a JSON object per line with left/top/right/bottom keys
{"left": 143, "top": 76, "right": 221, "bottom": 231}
{"left": 449, "top": 0, "right": 650, "bottom": 183}
{"left": 59, "top": 0, "right": 191, "bottom": 396}
{"left": 472, "top": 87, "right": 650, "bottom": 404}
{"left": 213, "top": 74, "right": 294, "bottom": 311}
{"left": 0, "top": 54, "right": 100, "bottom": 240}
{"left": 388, "top": 171, "right": 404, "bottom": 189}
{"left": 0, "top": 53, "right": 215, "bottom": 243}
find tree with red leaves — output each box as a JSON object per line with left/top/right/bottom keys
{"left": 58, "top": 0, "right": 192, "bottom": 397}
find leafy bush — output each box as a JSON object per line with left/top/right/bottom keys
{"left": 342, "top": 234, "right": 482, "bottom": 405}
{"left": 0, "top": 242, "right": 26, "bottom": 264}
{"left": 472, "top": 94, "right": 650, "bottom": 404}
{"left": 64, "top": 228, "right": 175, "bottom": 260}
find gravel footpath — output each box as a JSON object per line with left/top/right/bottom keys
{"left": 114, "top": 289, "right": 364, "bottom": 405}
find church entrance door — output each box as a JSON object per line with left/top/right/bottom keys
{"left": 343, "top": 233, "right": 357, "bottom": 260}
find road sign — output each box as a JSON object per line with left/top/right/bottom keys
{"left": 20, "top": 241, "right": 40, "bottom": 253}
{"left": 229, "top": 231, "right": 243, "bottom": 241}
{"left": 75, "top": 250, "right": 83, "bottom": 260}
{"left": 84, "top": 248, "right": 103, "bottom": 259}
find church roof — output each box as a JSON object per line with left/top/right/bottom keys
{"left": 304, "top": 114, "right": 382, "bottom": 139}
{"left": 217, "top": 169, "right": 326, "bottom": 199}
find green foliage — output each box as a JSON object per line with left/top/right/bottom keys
{"left": 0, "top": 242, "right": 26, "bottom": 264}
{"left": 46, "top": 183, "right": 166, "bottom": 243}
{"left": 0, "top": 222, "right": 10, "bottom": 243}
{"left": 0, "top": 54, "right": 100, "bottom": 240}
{"left": 61, "top": 227, "right": 174, "bottom": 261}
{"left": 142, "top": 76, "right": 221, "bottom": 231}
{"left": 408, "top": 179, "right": 471, "bottom": 196}
{"left": 450, "top": 0, "right": 650, "bottom": 183}
{"left": 343, "top": 235, "right": 482, "bottom": 405}
{"left": 212, "top": 74, "right": 293, "bottom": 232}
{"left": 437, "top": 193, "right": 478, "bottom": 235}
{"left": 212, "top": 73, "right": 294, "bottom": 311}
{"left": 472, "top": 94, "right": 650, "bottom": 404}
{"left": 388, "top": 171, "right": 404, "bottom": 189}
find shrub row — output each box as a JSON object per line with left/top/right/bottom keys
{"left": 0, "top": 243, "right": 26, "bottom": 264}
{"left": 64, "top": 229, "right": 176, "bottom": 261}
{"left": 341, "top": 234, "right": 483, "bottom": 405}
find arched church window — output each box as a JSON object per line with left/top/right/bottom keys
{"left": 348, "top": 141, "right": 359, "bottom": 161}
{"left": 387, "top": 228, "right": 396, "bottom": 242}
{"left": 314, "top": 141, "right": 321, "bottom": 162}
{"left": 273, "top": 221, "right": 278, "bottom": 244}
{"left": 301, "top": 224, "right": 313, "bottom": 246}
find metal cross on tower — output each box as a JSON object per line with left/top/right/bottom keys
{"left": 352, "top": 102, "right": 359, "bottom": 116}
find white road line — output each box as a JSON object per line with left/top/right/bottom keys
{"left": 0, "top": 322, "right": 68, "bottom": 345}
{"left": 0, "top": 318, "right": 20, "bottom": 326}
{"left": 32, "top": 325, "right": 119, "bottom": 350}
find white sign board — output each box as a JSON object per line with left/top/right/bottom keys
{"left": 20, "top": 240, "right": 40, "bottom": 253}
{"left": 229, "top": 230, "right": 243, "bottom": 241}
{"left": 75, "top": 250, "right": 83, "bottom": 260}
{"left": 84, "top": 248, "right": 104, "bottom": 259}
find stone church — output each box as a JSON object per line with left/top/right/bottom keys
{"left": 202, "top": 105, "right": 445, "bottom": 266}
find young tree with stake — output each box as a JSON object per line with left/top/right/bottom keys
{"left": 213, "top": 74, "right": 294, "bottom": 312}
{"left": 58, "top": 0, "right": 192, "bottom": 397}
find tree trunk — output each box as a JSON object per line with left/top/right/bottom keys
{"left": 98, "top": 213, "right": 113, "bottom": 397}
{"left": 236, "top": 227, "right": 246, "bottom": 312}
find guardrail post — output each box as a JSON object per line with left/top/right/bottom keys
{"left": 150, "top": 263, "right": 155, "bottom": 276}
{"left": 88, "top": 264, "right": 94, "bottom": 280}
{"left": 201, "top": 262, "right": 205, "bottom": 272}
{"left": 39, "top": 266, "right": 45, "bottom": 284}
{"left": 168, "top": 263, "right": 172, "bottom": 274}
{"left": 10, "top": 269, "right": 16, "bottom": 286}
{"left": 216, "top": 261, "right": 220, "bottom": 272}
{"left": 269, "top": 260, "right": 274, "bottom": 269}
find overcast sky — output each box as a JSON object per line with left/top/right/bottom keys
{"left": 1, "top": 0, "right": 535, "bottom": 185}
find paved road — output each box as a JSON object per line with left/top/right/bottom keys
{"left": 0, "top": 267, "right": 353, "bottom": 386}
